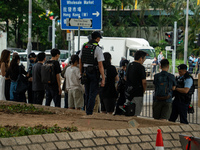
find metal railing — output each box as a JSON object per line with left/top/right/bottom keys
{"left": 146, "top": 63, "right": 200, "bottom": 79}
{"left": 140, "top": 79, "right": 199, "bottom": 124}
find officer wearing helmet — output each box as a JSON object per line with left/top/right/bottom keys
{"left": 79, "top": 31, "right": 105, "bottom": 115}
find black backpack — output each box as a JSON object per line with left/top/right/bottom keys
{"left": 154, "top": 73, "right": 171, "bottom": 100}
{"left": 81, "top": 43, "right": 97, "bottom": 65}
{"left": 41, "top": 60, "right": 56, "bottom": 84}
{"left": 14, "top": 66, "right": 28, "bottom": 93}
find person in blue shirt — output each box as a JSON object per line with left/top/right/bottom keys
{"left": 188, "top": 54, "right": 195, "bottom": 74}
{"left": 169, "top": 64, "right": 194, "bottom": 124}
{"left": 152, "top": 57, "right": 158, "bottom": 74}
{"left": 192, "top": 56, "right": 198, "bottom": 74}
{"left": 196, "top": 56, "right": 200, "bottom": 75}
{"left": 157, "top": 51, "right": 163, "bottom": 64}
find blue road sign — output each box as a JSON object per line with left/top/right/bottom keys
{"left": 61, "top": 0, "right": 102, "bottom": 30}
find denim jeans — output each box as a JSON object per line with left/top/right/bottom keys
{"left": 188, "top": 65, "right": 194, "bottom": 74}
{"left": 45, "top": 89, "right": 61, "bottom": 107}
{"left": 84, "top": 71, "right": 99, "bottom": 115}
{"left": 10, "top": 81, "right": 26, "bottom": 102}
{"left": 10, "top": 81, "right": 17, "bottom": 101}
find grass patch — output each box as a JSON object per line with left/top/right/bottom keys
{"left": 168, "top": 59, "right": 184, "bottom": 66}
{"left": 0, "top": 104, "right": 55, "bottom": 114}
{"left": 0, "top": 124, "right": 78, "bottom": 138}
{"left": 168, "top": 59, "right": 185, "bottom": 73}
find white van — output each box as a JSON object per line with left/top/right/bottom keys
{"left": 75, "top": 36, "right": 155, "bottom": 74}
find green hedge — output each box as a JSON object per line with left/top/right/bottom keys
{"left": 0, "top": 124, "right": 78, "bottom": 138}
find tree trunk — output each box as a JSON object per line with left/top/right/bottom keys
{"left": 17, "top": 18, "right": 23, "bottom": 48}
{"left": 37, "top": 34, "right": 39, "bottom": 50}
{"left": 14, "top": 20, "right": 17, "bottom": 47}
{"left": 6, "top": 19, "right": 9, "bottom": 46}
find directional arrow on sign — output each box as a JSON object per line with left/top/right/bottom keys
{"left": 92, "top": 11, "right": 100, "bottom": 17}
{"left": 66, "top": 18, "right": 92, "bottom": 27}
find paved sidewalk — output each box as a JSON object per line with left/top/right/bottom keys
{"left": 0, "top": 124, "right": 200, "bottom": 150}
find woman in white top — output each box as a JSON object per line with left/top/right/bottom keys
{"left": 0, "top": 49, "right": 11, "bottom": 100}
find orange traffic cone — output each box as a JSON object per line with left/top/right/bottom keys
{"left": 155, "top": 129, "right": 164, "bottom": 150}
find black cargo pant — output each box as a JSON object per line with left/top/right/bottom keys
{"left": 28, "top": 81, "right": 34, "bottom": 103}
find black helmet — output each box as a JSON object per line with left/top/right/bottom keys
{"left": 91, "top": 31, "right": 102, "bottom": 39}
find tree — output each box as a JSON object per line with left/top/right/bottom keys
{"left": 0, "top": 0, "right": 53, "bottom": 49}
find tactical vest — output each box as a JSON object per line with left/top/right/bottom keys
{"left": 174, "top": 72, "right": 194, "bottom": 104}
{"left": 81, "top": 42, "right": 98, "bottom": 66}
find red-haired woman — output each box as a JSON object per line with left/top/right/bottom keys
{"left": 0, "top": 49, "right": 11, "bottom": 100}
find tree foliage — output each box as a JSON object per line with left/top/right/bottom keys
{"left": 1, "top": 0, "right": 200, "bottom": 55}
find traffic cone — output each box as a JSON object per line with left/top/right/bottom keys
{"left": 155, "top": 129, "right": 164, "bottom": 150}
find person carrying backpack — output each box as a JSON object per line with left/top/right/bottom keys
{"left": 169, "top": 64, "right": 195, "bottom": 124}
{"left": 114, "top": 59, "right": 129, "bottom": 115}
{"left": 153, "top": 59, "right": 176, "bottom": 121}
{"left": 42, "top": 49, "right": 62, "bottom": 107}
{"left": 188, "top": 54, "right": 195, "bottom": 74}
{"left": 6, "top": 55, "right": 29, "bottom": 102}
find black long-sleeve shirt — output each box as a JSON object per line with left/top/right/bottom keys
{"left": 6, "top": 65, "right": 27, "bottom": 81}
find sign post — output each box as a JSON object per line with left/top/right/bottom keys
{"left": 61, "top": 0, "right": 102, "bottom": 30}
{"left": 165, "top": 46, "right": 173, "bottom": 59}
{"left": 66, "top": 30, "right": 71, "bottom": 58}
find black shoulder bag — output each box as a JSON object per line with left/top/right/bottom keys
{"left": 14, "top": 66, "right": 28, "bottom": 93}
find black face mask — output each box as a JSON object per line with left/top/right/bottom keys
{"left": 29, "top": 60, "right": 34, "bottom": 63}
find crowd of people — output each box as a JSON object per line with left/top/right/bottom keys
{"left": 188, "top": 53, "right": 200, "bottom": 75}
{"left": 0, "top": 31, "right": 195, "bottom": 124}
{"left": 152, "top": 51, "right": 200, "bottom": 76}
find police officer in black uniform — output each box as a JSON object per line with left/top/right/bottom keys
{"left": 27, "top": 52, "right": 37, "bottom": 103}
{"left": 79, "top": 31, "right": 105, "bottom": 115}
{"left": 169, "top": 64, "right": 194, "bottom": 124}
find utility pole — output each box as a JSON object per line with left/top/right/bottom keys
{"left": 78, "top": 16, "right": 81, "bottom": 51}
{"left": 72, "top": 31, "right": 75, "bottom": 55}
{"left": 184, "top": 0, "right": 189, "bottom": 64}
{"left": 27, "top": 0, "right": 32, "bottom": 68}
{"left": 173, "top": 22, "right": 177, "bottom": 75}
{"left": 52, "top": 16, "right": 58, "bottom": 49}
